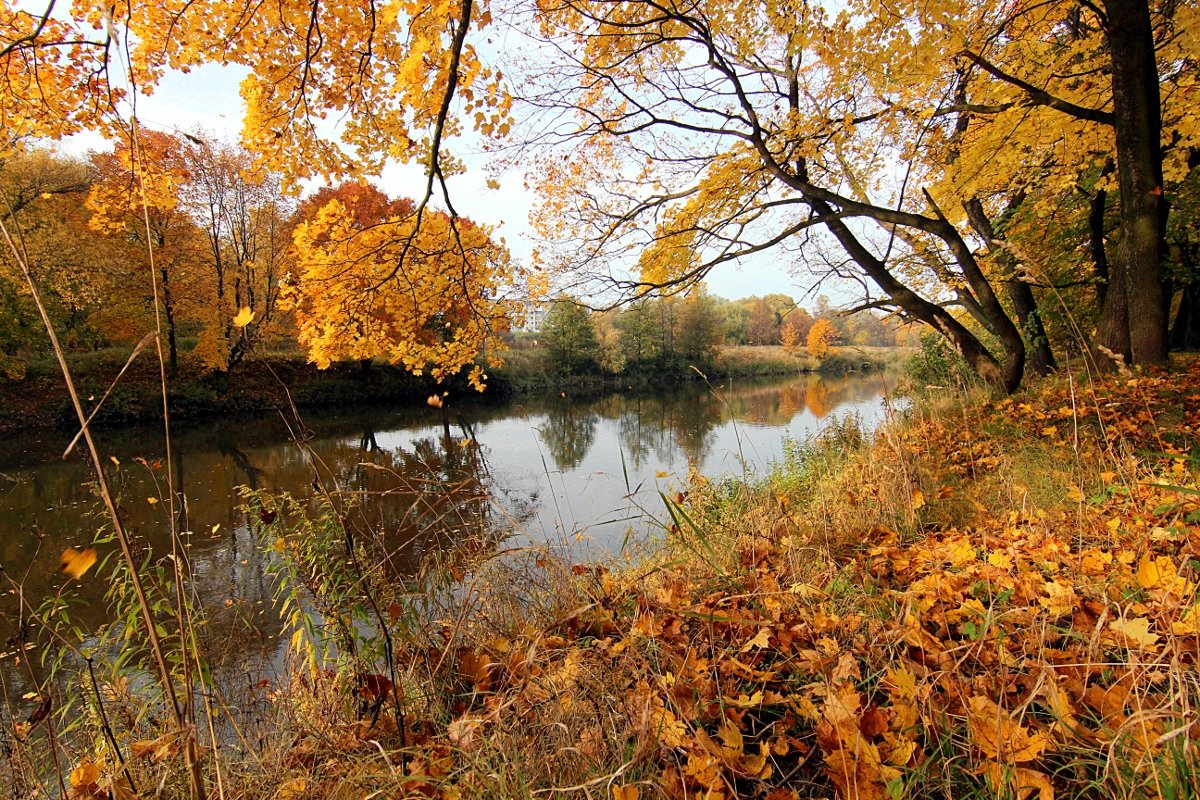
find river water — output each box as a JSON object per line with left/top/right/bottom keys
{"left": 0, "top": 372, "right": 892, "bottom": 694}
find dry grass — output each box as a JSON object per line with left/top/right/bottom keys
{"left": 6, "top": 359, "right": 1200, "bottom": 800}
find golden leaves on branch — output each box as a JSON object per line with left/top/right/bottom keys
{"left": 286, "top": 188, "right": 519, "bottom": 389}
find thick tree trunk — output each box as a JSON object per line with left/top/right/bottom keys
{"left": 1100, "top": 0, "right": 1169, "bottom": 366}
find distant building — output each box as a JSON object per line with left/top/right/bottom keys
{"left": 516, "top": 302, "right": 548, "bottom": 332}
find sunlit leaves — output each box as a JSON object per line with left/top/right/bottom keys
{"left": 286, "top": 184, "right": 518, "bottom": 388}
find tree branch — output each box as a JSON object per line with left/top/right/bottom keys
{"left": 960, "top": 49, "right": 1114, "bottom": 125}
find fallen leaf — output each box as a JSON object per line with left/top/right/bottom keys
{"left": 740, "top": 628, "right": 772, "bottom": 652}
{"left": 1106, "top": 617, "right": 1159, "bottom": 651}
{"left": 274, "top": 778, "right": 308, "bottom": 799}
{"left": 967, "top": 696, "right": 1048, "bottom": 762}
{"left": 1135, "top": 556, "right": 1162, "bottom": 589}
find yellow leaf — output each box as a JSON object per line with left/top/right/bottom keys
{"left": 910, "top": 489, "right": 925, "bottom": 510}
{"left": 1135, "top": 556, "right": 1161, "bottom": 589}
{"left": 1172, "top": 604, "right": 1200, "bottom": 636}
{"left": 983, "top": 761, "right": 1056, "bottom": 800}
{"left": 656, "top": 470, "right": 670, "bottom": 478}
{"left": 233, "top": 306, "right": 256, "bottom": 328}
{"left": 69, "top": 757, "right": 102, "bottom": 788}
{"left": 740, "top": 628, "right": 772, "bottom": 652}
{"left": 788, "top": 582, "right": 827, "bottom": 599}
{"left": 146, "top": 496, "right": 158, "bottom": 505}
{"left": 60, "top": 547, "right": 97, "bottom": 580}
{"left": 1107, "top": 617, "right": 1159, "bottom": 650}
{"left": 485, "top": 178, "right": 501, "bottom": 190}
{"left": 1066, "top": 484, "right": 1085, "bottom": 503}
{"left": 274, "top": 778, "right": 308, "bottom": 799}
{"left": 967, "top": 696, "right": 1048, "bottom": 762}
{"left": 987, "top": 551, "right": 1014, "bottom": 570}
{"left": 718, "top": 717, "right": 744, "bottom": 758}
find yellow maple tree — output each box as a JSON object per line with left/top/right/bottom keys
{"left": 285, "top": 182, "right": 519, "bottom": 389}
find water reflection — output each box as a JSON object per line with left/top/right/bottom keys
{"left": 533, "top": 372, "right": 886, "bottom": 474}
{"left": 538, "top": 404, "right": 598, "bottom": 471}
{"left": 0, "top": 372, "right": 889, "bottom": 651}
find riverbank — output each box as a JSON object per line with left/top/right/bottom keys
{"left": 20, "top": 358, "right": 1199, "bottom": 799}
{"left": 0, "top": 344, "right": 907, "bottom": 433}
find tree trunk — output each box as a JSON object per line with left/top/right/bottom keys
{"left": 1087, "top": 173, "right": 1111, "bottom": 310}
{"left": 161, "top": 265, "right": 179, "bottom": 378}
{"left": 805, "top": 193, "right": 1014, "bottom": 393}
{"left": 964, "top": 198, "right": 1057, "bottom": 377}
{"left": 1100, "top": 0, "right": 1169, "bottom": 366}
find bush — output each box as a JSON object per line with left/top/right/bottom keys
{"left": 901, "top": 333, "right": 979, "bottom": 395}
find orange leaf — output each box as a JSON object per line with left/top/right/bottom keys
{"left": 967, "top": 696, "right": 1048, "bottom": 762}
{"left": 60, "top": 547, "right": 97, "bottom": 580}
{"left": 69, "top": 757, "right": 102, "bottom": 789}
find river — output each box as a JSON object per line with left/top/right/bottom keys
{"left": 0, "top": 372, "right": 893, "bottom": 696}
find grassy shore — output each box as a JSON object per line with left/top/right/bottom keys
{"left": 489, "top": 344, "right": 907, "bottom": 393}
{"left": 15, "top": 357, "right": 1200, "bottom": 799}
{"left": 0, "top": 344, "right": 907, "bottom": 433}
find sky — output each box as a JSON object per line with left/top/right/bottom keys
{"left": 58, "top": 62, "right": 833, "bottom": 306}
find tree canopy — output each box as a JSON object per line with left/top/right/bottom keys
{"left": 1, "top": 0, "right": 1196, "bottom": 392}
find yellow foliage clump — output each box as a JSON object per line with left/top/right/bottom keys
{"left": 286, "top": 198, "right": 519, "bottom": 389}
{"left": 806, "top": 318, "right": 839, "bottom": 360}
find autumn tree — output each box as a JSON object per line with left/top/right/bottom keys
{"left": 807, "top": 319, "right": 840, "bottom": 361}
{"left": 780, "top": 308, "right": 814, "bottom": 353}
{"left": 525, "top": 0, "right": 1196, "bottom": 391}
{"left": 87, "top": 131, "right": 207, "bottom": 376}
{"left": 745, "top": 298, "right": 781, "bottom": 346}
{"left": 286, "top": 181, "right": 517, "bottom": 389}
{"left": 3, "top": 0, "right": 1193, "bottom": 395}
{"left": 175, "top": 136, "right": 294, "bottom": 370}
{"left": 0, "top": 148, "right": 119, "bottom": 373}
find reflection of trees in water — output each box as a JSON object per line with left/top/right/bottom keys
{"left": 727, "top": 374, "right": 884, "bottom": 424}
{"left": 303, "top": 430, "right": 519, "bottom": 579}
{"left": 605, "top": 387, "right": 722, "bottom": 470}
{"left": 537, "top": 404, "right": 599, "bottom": 471}
{"left": 806, "top": 382, "right": 832, "bottom": 418}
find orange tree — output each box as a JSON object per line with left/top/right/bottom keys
{"left": 87, "top": 130, "right": 206, "bottom": 375}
